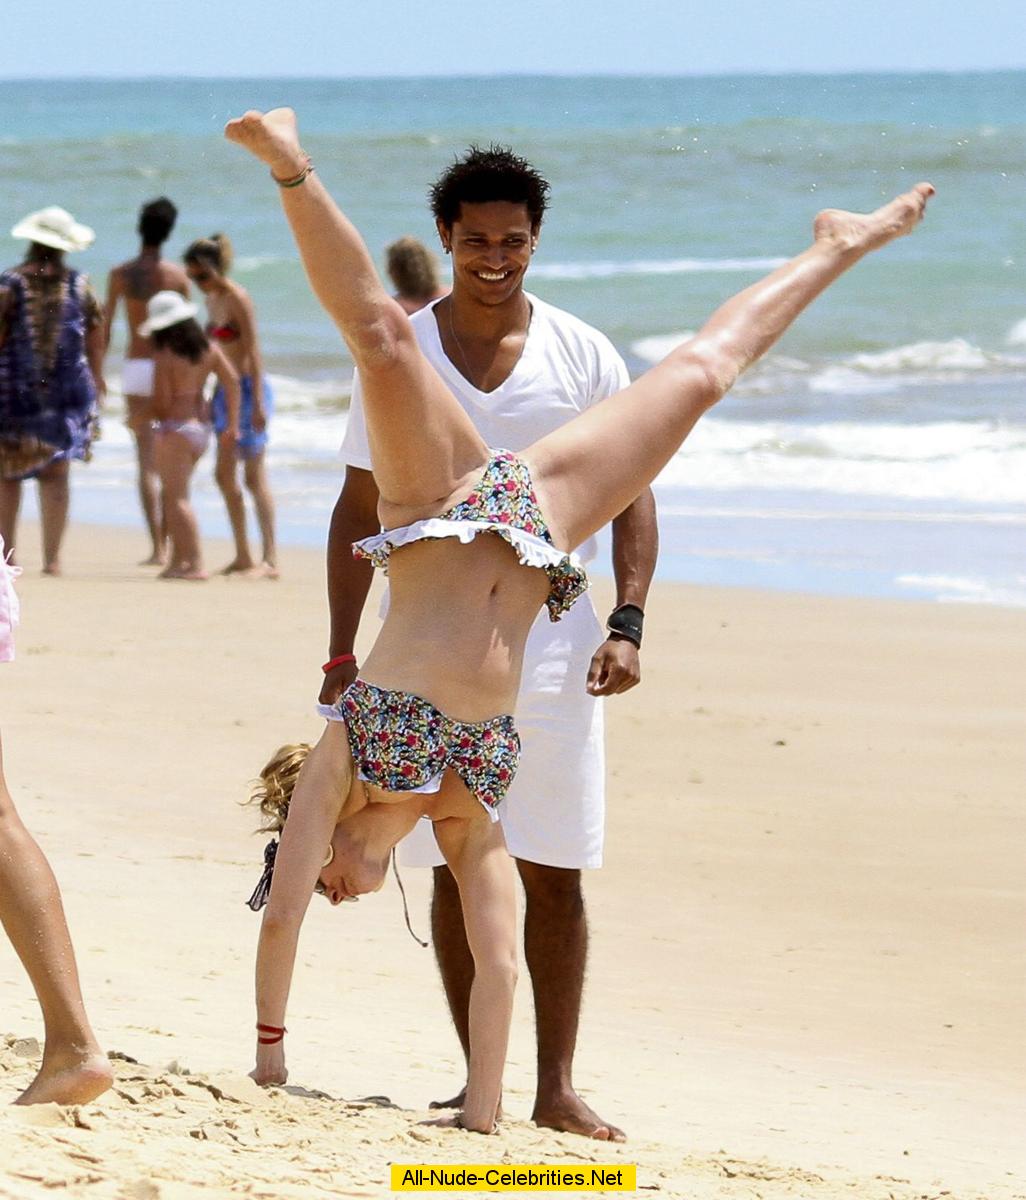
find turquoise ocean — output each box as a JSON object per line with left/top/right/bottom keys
{"left": 2, "top": 73, "right": 1024, "bottom": 603}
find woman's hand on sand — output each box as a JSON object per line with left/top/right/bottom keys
{"left": 246, "top": 1060, "right": 284, "bottom": 1089}
{"left": 224, "top": 108, "right": 307, "bottom": 179}
{"left": 250, "top": 1039, "right": 287, "bottom": 1087}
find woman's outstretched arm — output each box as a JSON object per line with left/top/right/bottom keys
{"left": 252, "top": 724, "right": 351, "bottom": 1085}
{"left": 433, "top": 815, "right": 518, "bottom": 1134}
{"left": 225, "top": 108, "right": 407, "bottom": 365}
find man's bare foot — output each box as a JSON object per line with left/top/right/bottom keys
{"left": 224, "top": 108, "right": 307, "bottom": 178}
{"left": 14, "top": 1051, "right": 113, "bottom": 1106}
{"left": 41, "top": 563, "right": 61, "bottom": 577}
{"left": 429, "top": 1086, "right": 465, "bottom": 1111}
{"left": 139, "top": 550, "right": 166, "bottom": 567}
{"left": 533, "top": 1091, "right": 626, "bottom": 1142}
{"left": 814, "top": 182, "right": 934, "bottom": 255}
{"left": 259, "top": 562, "right": 280, "bottom": 580}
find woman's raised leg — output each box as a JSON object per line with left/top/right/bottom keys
{"left": 225, "top": 109, "right": 488, "bottom": 516}
{"left": 527, "top": 185, "right": 934, "bottom": 551}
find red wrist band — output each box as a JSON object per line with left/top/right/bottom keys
{"left": 257, "top": 1022, "right": 286, "bottom": 1045}
{"left": 322, "top": 653, "right": 356, "bottom": 674}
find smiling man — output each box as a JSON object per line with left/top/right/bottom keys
{"left": 321, "top": 146, "right": 657, "bottom": 1141}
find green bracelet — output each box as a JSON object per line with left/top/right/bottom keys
{"left": 272, "top": 160, "right": 315, "bottom": 188}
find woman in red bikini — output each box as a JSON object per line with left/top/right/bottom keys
{"left": 226, "top": 107, "right": 933, "bottom": 1135}
{"left": 184, "top": 233, "right": 278, "bottom": 577}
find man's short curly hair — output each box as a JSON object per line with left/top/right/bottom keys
{"left": 429, "top": 144, "right": 550, "bottom": 232}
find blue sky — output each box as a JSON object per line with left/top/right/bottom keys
{"left": 2, "top": 0, "right": 1024, "bottom": 77}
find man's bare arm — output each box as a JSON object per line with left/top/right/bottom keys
{"left": 320, "top": 465, "right": 380, "bottom": 703}
{"left": 586, "top": 485, "right": 658, "bottom": 696}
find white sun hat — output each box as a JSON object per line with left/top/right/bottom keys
{"left": 137, "top": 290, "right": 200, "bottom": 336}
{"left": 11, "top": 206, "right": 96, "bottom": 253}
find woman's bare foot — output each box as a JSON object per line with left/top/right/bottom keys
{"left": 159, "top": 565, "right": 208, "bottom": 581}
{"left": 15, "top": 1050, "right": 113, "bottom": 1106}
{"left": 224, "top": 108, "right": 307, "bottom": 178}
{"left": 41, "top": 563, "right": 61, "bottom": 577}
{"left": 814, "top": 182, "right": 934, "bottom": 255}
{"left": 219, "top": 557, "right": 257, "bottom": 576}
{"left": 533, "top": 1091, "right": 626, "bottom": 1142}
{"left": 139, "top": 550, "right": 166, "bottom": 567}
{"left": 421, "top": 1113, "right": 499, "bottom": 1135}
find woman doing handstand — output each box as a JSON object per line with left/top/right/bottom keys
{"left": 226, "top": 107, "right": 932, "bottom": 1135}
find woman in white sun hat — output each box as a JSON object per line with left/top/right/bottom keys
{"left": 138, "top": 289, "right": 240, "bottom": 580}
{"left": 0, "top": 207, "right": 105, "bottom": 576}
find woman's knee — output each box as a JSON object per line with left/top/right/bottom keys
{"left": 667, "top": 344, "right": 736, "bottom": 410}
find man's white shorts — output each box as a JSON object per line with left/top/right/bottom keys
{"left": 398, "top": 595, "right": 606, "bottom": 871}
{"left": 122, "top": 357, "right": 155, "bottom": 398}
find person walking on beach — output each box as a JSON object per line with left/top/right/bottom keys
{"left": 139, "top": 291, "right": 240, "bottom": 581}
{"left": 104, "top": 197, "right": 191, "bottom": 566}
{"left": 0, "top": 536, "right": 112, "bottom": 1104}
{"left": 385, "top": 235, "right": 449, "bottom": 314}
{"left": 184, "top": 235, "right": 278, "bottom": 578}
{"left": 324, "top": 146, "right": 657, "bottom": 1141}
{"left": 227, "top": 105, "right": 931, "bottom": 1138}
{"left": 0, "top": 207, "right": 104, "bottom": 576}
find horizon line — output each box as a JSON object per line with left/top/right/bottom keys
{"left": 2, "top": 65, "right": 1026, "bottom": 83}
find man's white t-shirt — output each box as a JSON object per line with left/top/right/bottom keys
{"left": 339, "top": 292, "right": 630, "bottom": 870}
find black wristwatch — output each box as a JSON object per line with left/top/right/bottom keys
{"left": 606, "top": 603, "right": 644, "bottom": 649}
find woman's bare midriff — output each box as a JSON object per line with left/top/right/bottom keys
{"left": 358, "top": 534, "right": 551, "bottom": 722}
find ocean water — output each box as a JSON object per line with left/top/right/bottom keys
{"left": 2, "top": 74, "right": 1024, "bottom": 604}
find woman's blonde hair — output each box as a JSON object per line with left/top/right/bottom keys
{"left": 386, "top": 235, "right": 441, "bottom": 300}
{"left": 184, "top": 232, "right": 234, "bottom": 275}
{"left": 248, "top": 743, "right": 311, "bottom": 833}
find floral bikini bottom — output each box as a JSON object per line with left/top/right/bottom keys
{"left": 318, "top": 680, "right": 520, "bottom": 818}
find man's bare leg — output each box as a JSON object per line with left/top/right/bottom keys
{"left": 0, "top": 743, "right": 111, "bottom": 1105}
{"left": 128, "top": 405, "right": 165, "bottom": 565}
{"left": 518, "top": 861, "right": 624, "bottom": 1141}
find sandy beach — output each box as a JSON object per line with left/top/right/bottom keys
{"left": 0, "top": 520, "right": 1023, "bottom": 1199}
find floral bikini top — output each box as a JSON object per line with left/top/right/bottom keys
{"left": 352, "top": 449, "right": 588, "bottom": 621}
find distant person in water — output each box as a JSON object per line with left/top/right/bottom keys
{"left": 0, "top": 207, "right": 104, "bottom": 576}
{"left": 139, "top": 291, "right": 240, "bottom": 581}
{"left": 104, "top": 197, "right": 191, "bottom": 566}
{"left": 0, "top": 536, "right": 112, "bottom": 1105}
{"left": 184, "top": 235, "right": 278, "bottom": 578}
{"left": 385, "top": 236, "right": 448, "bottom": 315}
